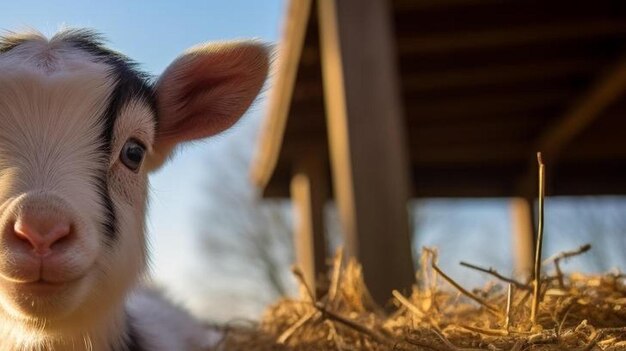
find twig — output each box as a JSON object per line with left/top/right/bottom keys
{"left": 424, "top": 249, "right": 499, "bottom": 313}
{"left": 505, "top": 283, "right": 513, "bottom": 331}
{"left": 328, "top": 248, "right": 344, "bottom": 304}
{"left": 314, "top": 302, "right": 392, "bottom": 347}
{"left": 430, "top": 329, "right": 486, "bottom": 351}
{"left": 578, "top": 330, "right": 599, "bottom": 351}
{"left": 405, "top": 337, "right": 449, "bottom": 351}
{"left": 292, "top": 266, "right": 316, "bottom": 303}
{"left": 392, "top": 290, "right": 426, "bottom": 319}
{"left": 557, "top": 302, "right": 575, "bottom": 339}
{"left": 510, "top": 340, "right": 525, "bottom": 351}
{"left": 542, "top": 244, "right": 592, "bottom": 288}
{"left": 543, "top": 244, "right": 592, "bottom": 265}
{"left": 531, "top": 152, "right": 545, "bottom": 324}
{"left": 517, "top": 288, "right": 532, "bottom": 310}
{"left": 597, "top": 327, "right": 626, "bottom": 334}
{"left": 459, "top": 324, "right": 509, "bottom": 337}
{"left": 277, "top": 310, "right": 318, "bottom": 344}
{"left": 431, "top": 329, "right": 462, "bottom": 351}
{"left": 554, "top": 260, "right": 565, "bottom": 289}
{"left": 459, "top": 261, "right": 531, "bottom": 291}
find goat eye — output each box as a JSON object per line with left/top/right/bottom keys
{"left": 120, "top": 139, "right": 146, "bottom": 172}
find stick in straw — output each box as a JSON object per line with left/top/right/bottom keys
{"left": 531, "top": 152, "right": 545, "bottom": 323}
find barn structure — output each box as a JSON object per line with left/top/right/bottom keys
{"left": 250, "top": 0, "right": 626, "bottom": 304}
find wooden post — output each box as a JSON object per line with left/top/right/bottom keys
{"left": 290, "top": 153, "right": 328, "bottom": 298}
{"left": 509, "top": 197, "right": 535, "bottom": 280}
{"left": 317, "top": 0, "right": 414, "bottom": 304}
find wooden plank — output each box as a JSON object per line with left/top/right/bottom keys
{"left": 398, "top": 20, "right": 626, "bottom": 54}
{"left": 413, "top": 142, "right": 527, "bottom": 164}
{"left": 291, "top": 152, "right": 329, "bottom": 298}
{"left": 402, "top": 58, "right": 602, "bottom": 93}
{"left": 405, "top": 89, "right": 572, "bottom": 120}
{"left": 267, "top": 159, "right": 626, "bottom": 199}
{"left": 274, "top": 137, "right": 527, "bottom": 165}
{"left": 295, "top": 35, "right": 621, "bottom": 76}
{"left": 291, "top": 58, "right": 599, "bottom": 102}
{"left": 250, "top": 0, "right": 313, "bottom": 190}
{"left": 409, "top": 123, "right": 538, "bottom": 146}
{"left": 291, "top": 87, "right": 572, "bottom": 121}
{"left": 317, "top": 0, "right": 415, "bottom": 305}
{"left": 393, "top": 0, "right": 499, "bottom": 10}
{"left": 517, "top": 54, "right": 626, "bottom": 196}
{"left": 538, "top": 55, "right": 626, "bottom": 163}
{"left": 286, "top": 112, "right": 545, "bottom": 146}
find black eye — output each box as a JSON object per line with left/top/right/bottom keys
{"left": 120, "top": 139, "right": 146, "bottom": 172}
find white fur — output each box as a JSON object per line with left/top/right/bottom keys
{"left": 126, "top": 288, "right": 221, "bottom": 351}
{"left": 0, "top": 32, "right": 222, "bottom": 351}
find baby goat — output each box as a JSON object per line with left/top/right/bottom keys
{"left": 0, "top": 29, "right": 268, "bottom": 350}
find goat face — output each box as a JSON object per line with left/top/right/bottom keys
{"left": 0, "top": 30, "right": 268, "bottom": 335}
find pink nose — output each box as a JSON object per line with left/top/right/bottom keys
{"left": 13, "top": 216, "right": 71, "bottom": 256}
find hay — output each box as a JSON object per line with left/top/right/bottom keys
{"left": 217, "top": 247, "right": 626, "bottom": 350}
{"left": 217, "top": 156, "right": 625, "bottom": 350}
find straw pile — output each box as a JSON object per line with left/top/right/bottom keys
{"left": 216, "top": 246, "right": 626, "bottom": 350}
{"left": 216, "top": 155, "right": 624, "bottom": 350}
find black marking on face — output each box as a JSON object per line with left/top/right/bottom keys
{"left": 0, "top": 29, "right": 158, "bottom": 242}
{"left": 55, "top": 30, "right": 157, "bottom": 242}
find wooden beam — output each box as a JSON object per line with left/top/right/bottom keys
{"left": 398, "top": 20, "right": 626, "bottom": 54}
{"left": 290, "top": 152, "right": 329, "bottom": 298}
{"left": 408, "top": 116, "right": 542, "bottom": 142}
{"left": 250, "top": 0, "right": 313, "bottom": 191}
{"left": 402, "top": 58, "right": 602, "bottom": 93}
{"left": 283, "top": 112, "right": 543, "bottom": 147}
{"left": 538, "top": 55, "right": 626, "bottom": 163}
{"left": 277, "top": 139, "right": 526, "bottom": 165}
{"left": 267, "top": 158, "right": 626, "bottom": 199}
{"left": 517, "top": 54, "right": 626, "bottom": 194}
{"left": 291, "top": 58, "right": 599, "bottom": 102}
{"left": 291, "top": 87, "right": 571, "bottom": 121}
{"left": 410, "top": 90, "right": 571, "bottom": 120}
{"left": 317, "top": 0, "right": 415, "bottom": 305}
{"left": 393, "top": 0, "right": 499, "bottom": 11}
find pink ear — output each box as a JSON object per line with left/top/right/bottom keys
{"left": 147, "top": 41, "right": 269, "bottom": 169}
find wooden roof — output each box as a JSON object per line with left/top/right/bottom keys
{"left": 252, "top": 0, "right": 626, "bottom": 199}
